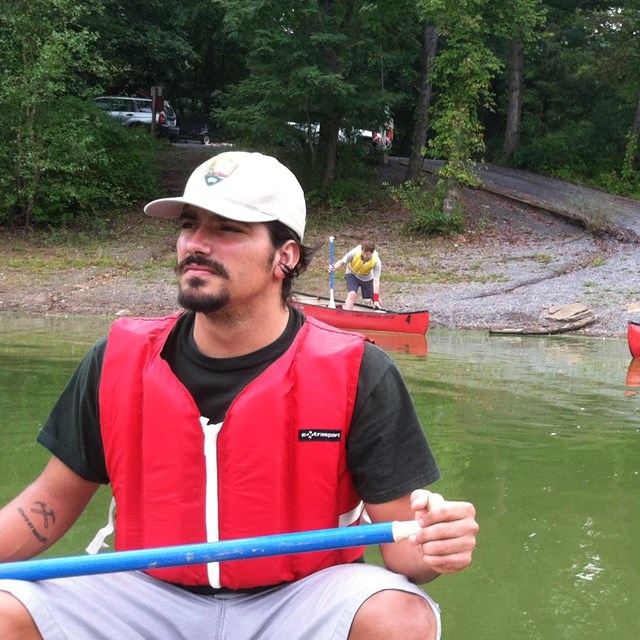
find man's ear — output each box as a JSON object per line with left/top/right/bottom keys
{"left": 274, "top": 240, "right": 301, "bottom": 279}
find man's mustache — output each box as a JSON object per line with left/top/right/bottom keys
{"left": 175, "top": 256, "right": 230, "bottom": 279}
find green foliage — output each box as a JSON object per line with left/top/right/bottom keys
{"left": 590, "top": 170, "right": 640, "bottom": 201}
{"left": 0, "top": 0, "right": 162, "bottom": 227}
{"left": 417, "top": 0, "right": 504, "bottom": 191}
{"left": 510, "top": 120, "right": 640, "bottom": 199}
{"left": 622, "top": 130, "right": 639, "bottom": 182}
{"left": 87, "top": 0, "right": 198, "bottom": 94}
{"left": 307, "top": 175, "right": 374, "bottom": 210}
{"left": 390, "top": 178, "right": 463, "bottom": 236}
{"left": 213, "top": 0, "right": 420, "bottom": 182}
{"left": 300, "top": 143, "right": 381, "bottom": 209}
{"left": 0, "top": 99, "right": 161, "bottom": 226}
{"left": 496, "top": 3, "right": 640, "bottom": 192}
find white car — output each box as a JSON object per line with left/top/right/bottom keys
{"left": 287, "top": 122, "right": 392, "bottom": 151}
{"left": 95, "top": 96, "right": 179, "bottom": 141}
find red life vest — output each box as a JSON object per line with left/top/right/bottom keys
{"left": 99, "top": 313, "right": 366, "bottom": 589}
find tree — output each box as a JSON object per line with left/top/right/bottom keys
{"left": 508, "top": 1, "right": 639, "bottom": 194}
{"left": 415, "top": 0, "right": 502, "bottom": 217}
{"left": 590, "top": 4, "right": 640, "bottom": 177}
{"left": 0, "top": 0, "right": 162, "bottom": 228}
{"left": 405, "top": 21, "right": 438, "bottom": 181}
{"left": 0, "top": 0, "right": 108, "bottom": 225}
{"left": 213, "top": 0, "right": 421, "bottom": 188}
{"left": 497, "top": 1, "right": 546, "bottom": 161}
{"left": 87, "top": 0, "right": 198, "bottom": 95}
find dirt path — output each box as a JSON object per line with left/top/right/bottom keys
{"left": 1, "top": 149, "right": 639, "bottom": 339}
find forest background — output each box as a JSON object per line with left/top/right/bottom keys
{"left": 0, "top": 0, "right": 639, "bottom": 233}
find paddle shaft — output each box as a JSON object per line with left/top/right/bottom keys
{"left": 0, "top": 521, "right": 420, "bottom": 582}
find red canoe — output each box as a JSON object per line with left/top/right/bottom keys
{"left": 292, "top": 292, "right": 429, "bottom": 335}
{"left": 629, "top": 321, "right": 640, "bottom": 358}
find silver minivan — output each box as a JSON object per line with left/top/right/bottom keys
{"left": 95, "top": 96, "right": 179, "bottom": 140}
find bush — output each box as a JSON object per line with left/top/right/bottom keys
{"left": 390, "top": 178, "right": 463, "bottom": 236}
{"left": 0, "top": 97, "right": 162, "bottom": 227}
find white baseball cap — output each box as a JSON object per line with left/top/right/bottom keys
{"left": 144, "top": 151, "right": 306, "bottom": 239}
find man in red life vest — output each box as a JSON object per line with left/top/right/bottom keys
{"left": 330, "top": 242, "right": 383, "bottom": 310}
{"left": 0, "top": 151, "right": 478, "bottom": 640}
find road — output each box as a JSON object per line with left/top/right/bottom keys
{"left": 421, "top": 159, "right": 640, "bottom": 243}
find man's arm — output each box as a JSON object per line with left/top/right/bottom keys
{"left": 365, "top": 489, "right": 478, "bottom": 585}
{"left": 372, "top": 276, "right": 382, "bottom": 308}
{"left": 329, "top": 249, "right": 357, "bottom": 274}
{"left": 0, "top": 456, "right": 100, "bottom": 562}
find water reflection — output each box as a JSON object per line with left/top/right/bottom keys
{"left": 624, "top": 358, "right": 640, "bottom": 396}
{"left": 357, "top": 330, "right": 428, "bottom": 356}
{"left": 1, "top": 314, "right": 639, "bottom": 639}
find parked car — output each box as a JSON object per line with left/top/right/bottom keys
{"left": 177, "top": 115, "right": 227, "bottom": 145}
{"left": 286, "top": 122, "right": 392, "bottom": 152}
{"left": 94, "top": 96, "right": 180, "bottom": 141}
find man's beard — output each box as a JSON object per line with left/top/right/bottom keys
{"left": 176, "top": 256, "right": 231, "bottom": 313}
{"left": 178, "top": 279, "right": 231, "bottom": 313}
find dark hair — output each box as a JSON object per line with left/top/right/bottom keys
{"left": 265, "top": 220, "right": 316, "bottom": 305}
{"left": 361, "top": 241, "right": 375, "bottom": 252}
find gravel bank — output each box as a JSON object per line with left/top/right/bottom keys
{"left": 1, "top": 152, "right": 638, "bottom": 339}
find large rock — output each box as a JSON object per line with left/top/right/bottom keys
{"left": 542, "top": 303, "right": 592, "bottom": 323}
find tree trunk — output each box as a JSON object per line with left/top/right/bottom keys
{"left": 321, "top": 114, "right": 342, "bottom": 188}
{"left": 405, "top": 22, "right": 438, "bottom": 181}
{"left": 502, "top": 40, "right": 524, "bottom": 162}
{"left": 442, "top": 179, "right": 460, "bottom": 218}
{"left": 622, "top": 89, "right": 640, "bottom": 172}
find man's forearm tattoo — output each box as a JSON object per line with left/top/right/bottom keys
{"left": 17, "top": 501, "right": 55, "bottom": 544}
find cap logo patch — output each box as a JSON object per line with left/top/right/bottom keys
{"left": 204, "top": 155, "right": 239, "bottom": 186}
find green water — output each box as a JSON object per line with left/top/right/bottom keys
{"left": 1, "top": 313, "right": 639, "bottom": 638}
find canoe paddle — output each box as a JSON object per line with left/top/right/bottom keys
{"left": 328, "top": 235, "right": 336, "bottom": 308}
{"left": 0, "top": 520, "right": 421, "bottom": 582}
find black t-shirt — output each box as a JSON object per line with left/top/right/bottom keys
{"left": 38, "top": 308, "right": 440, "bottom": 504}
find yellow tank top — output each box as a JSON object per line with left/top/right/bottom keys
{"left": 349, "top": 247, "right": 379, "bottom": 276}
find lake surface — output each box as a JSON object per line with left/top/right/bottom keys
{"left": 1, "top": 312, "right": 638, "bottom": 638}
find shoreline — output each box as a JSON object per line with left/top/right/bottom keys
{"left": 2, "top": 154, "right": 639, "bottom": 340}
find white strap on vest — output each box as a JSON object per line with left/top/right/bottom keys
{"left": 85, "top": 496, "right": 116, "bottom": 555}
{"left": 339, "top": 501, "right": 365, "bottom": 528}
{"left": 201, "top": 415, "right": 224, "bottom": 588}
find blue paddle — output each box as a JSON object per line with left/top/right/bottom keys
{"left": 0, "top": 521, "right": 420, "bottom": 582}
{"left": 328, "top": 235, "right": 336, "bottom": 308}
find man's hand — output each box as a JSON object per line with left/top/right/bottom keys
{"left": 409, "top": 489, "right": 478, "bottom": 576}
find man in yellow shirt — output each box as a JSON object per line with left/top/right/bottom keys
{"left": 330, "top": 242, "right": 382, "bottom": 310}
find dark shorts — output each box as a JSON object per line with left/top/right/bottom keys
{"left": 345, "top": 274, "right": 374, "bottom": 299}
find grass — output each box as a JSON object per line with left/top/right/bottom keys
{"left": 1, "top": 253, "right": 132, "bottom": 273}
{"left": 2, "top": 188, "right": 513, "bottom": 302}
{"left": 0, "top": 211, "right": 176, "bottom": 285}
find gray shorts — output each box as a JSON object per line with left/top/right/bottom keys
{"left": 1, "top": 563, "right": 440, "bottom": 640}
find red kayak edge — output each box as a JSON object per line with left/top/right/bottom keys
{"left": 629, "top": 321, "right": 640, "bottom": 358}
